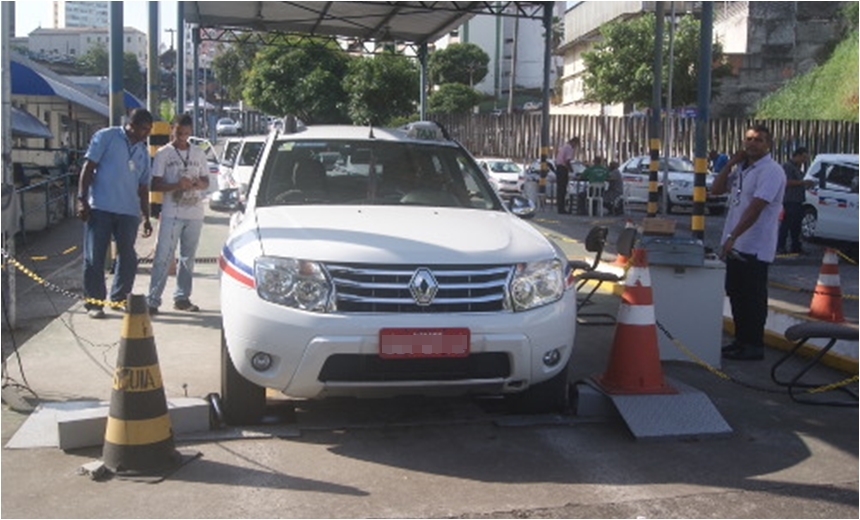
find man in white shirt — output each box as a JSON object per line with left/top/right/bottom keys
{"left": 147, "top": 113, "right": 210, "bottom": 314}
{"left": 711, "top": 124, "right": 786, "bottom": 361}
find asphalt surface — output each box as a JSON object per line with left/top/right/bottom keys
{"left": 1, "top": 189, "right": 857, "bottom": 518}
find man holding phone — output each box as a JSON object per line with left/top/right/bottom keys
{"left": 711, "top": 124, "right": 786, "bottom": 360}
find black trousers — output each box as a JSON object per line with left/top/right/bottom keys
{"left": 556, "top": 165, "right": 569, "bottom": 214}
{"left": 725, "top": 253, "right": 769, "bottom": 348}
{"left": 777, "top": 201, "right": 804, "bottom": 252}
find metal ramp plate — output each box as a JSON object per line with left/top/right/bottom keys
{"left": 579, "top": 377, "right": 733, "bottom": 441}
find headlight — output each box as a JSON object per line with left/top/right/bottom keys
{"left": 668, "top": 179, "right": 692, "bottom": 190}
{"left": 509, "top": 258, "right": 565, "bottom": 311}
{"left": 255, "top": 257, "right": 333, "bottom": 312}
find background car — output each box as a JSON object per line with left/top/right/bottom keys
{"left": 619, "top": 155, "right": 727, "bottom": 214}
{"left": 216, "top": 117, "right": 242, "bottom": 136}
{"left": 189, "top": 136, "right": 220, "bottom": 191}
{"left": 801, "top": 153, "right": 859, "bottom": 244}
{"left": 475, "top": 157, "right": 524, "bottom": 197}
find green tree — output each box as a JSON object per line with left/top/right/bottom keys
{"left": 211, "top": 42, "right": 259, "bottom": 102}
{"left": 343, "top": 51, "right": 419, "bottom": 125}
{"left": 76, "top": 44, "right": 145, "bottom": 98}
{"left": 243, "top": 39, "right": 350, "bottom": 124}
{"left": 427, "top": 83, "right": 481, "bottom": 114}
{"left": 428, "top": 43, "right": 490, "bottom": 87}
{"left": 581, "top": 14, "right": 731, "bottom": 109}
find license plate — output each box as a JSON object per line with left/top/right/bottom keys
{"left": 379, "top": 328, "right": 470, "bottom": 358}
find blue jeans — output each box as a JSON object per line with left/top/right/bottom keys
{"left": 147, "top": 216, "right": 203, "bottom": 308}
{"left": 83, "top": 210, "right": 140, "bottom": 309}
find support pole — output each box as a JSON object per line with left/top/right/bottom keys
{"left": 2, "top": 2, "right": 16, "bottom": 328}
{"left": 692, "top": 3, "right": 714, "bottom": 241}
{"left": 418, "top": 42, "right": 428, "bottom": 120}
{"left": 647, "top": 4, "right": 664, "bottom": 218}
{"left": 175, "top": 2, "right": 185, "bottom": 118}
{"left": 148, "top": 2, "right": 160, "bottom": 118}
{"left": 539, "top": 2, "right": 552, "bottom": 194}
{"left": 109, "top": 3, "right": 125, "bottom": 126}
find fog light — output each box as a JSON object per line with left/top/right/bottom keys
{"left": 542, "top": 349, "right": 561, "bottom": 367}
{"left": 251, "top": 352, "right": 272, "bottom": 371}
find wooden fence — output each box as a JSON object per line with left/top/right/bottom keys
{"left": 432, "top": 113, "right": 859, "bottom": 165}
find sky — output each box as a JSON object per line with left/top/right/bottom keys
{"left": 14, "top": 1, "right": 179, "bottom": 46}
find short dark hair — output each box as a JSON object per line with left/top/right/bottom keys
{"left": 749, "top": 123, "right": 772, "bottom": 142}
{"left": 172, "top": 113, "right": 193, "bottom": 127}
{"left": 792, "top": 147, "right": 809, "bottom": 157}
{"left": 128, "top": 108, "right": 153, "bottom": 126}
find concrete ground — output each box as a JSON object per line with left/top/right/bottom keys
{"left": 1, "top": 202, "right": 857, "bottom": 518}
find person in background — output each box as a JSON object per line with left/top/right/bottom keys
{"left": 709, "top": 149, "right": 729, "bottom": 173}
{"left": 147, "top": 113, "right": 210, "bottom": 314}
{"left": 581, "top": 156, "right": 610, "bottom": 183}
{"left": 77, "top": 108, "right": 153, "bottom": 319}
{"left": 555, "top": 136, "right": 580, "bottom": 214}
{"left": 711, "top": 124, "right": 786, "bottom": 361}
{"left": 604, "top": 160, "right": 624, "bottom": 215}
{"left": 777, "top": 147, "right": 812, "bottom": 255}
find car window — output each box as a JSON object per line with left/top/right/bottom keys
{"left": 221, "top": 141, "right": 241, "bottom": 166}
{"left": 238, "top": 141, "right": 264, "bottom": 167}
{"left": 257, "top": 139, "right": 501, "bottom": 210}
{"left": 823, "top": 162, "right": 859, "bottom": 192}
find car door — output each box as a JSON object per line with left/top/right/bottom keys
{"left": 811, "top": 158, "right": 859, "bottom": 241}
{"left": 621, "top": 157, "right": 649, "bottom": 203}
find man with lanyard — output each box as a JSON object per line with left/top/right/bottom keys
{"left": 711, "top": 124, "right": 786, "bottom": 361}
{"left": 147, "top": 113, "right": 210, "bottom": 314}
{"left": 555, "top": 136, "right": 579, "bottom": 214}
{"left": 77, "top": 108, "right": 153, "bottom": 319}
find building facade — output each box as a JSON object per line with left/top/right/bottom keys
{"left": 53, "top": 1, "right": 109, "bottom": 28}
{"left": 27, "top": 26, "right": 147, "bottom": 70}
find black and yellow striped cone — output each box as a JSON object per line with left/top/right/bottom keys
{"left": 102, "top": 294, "right": 182, "bottom": 476}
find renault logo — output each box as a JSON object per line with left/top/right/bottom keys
{"left": 409, "top": 268, "right": 438, "bottom": 306}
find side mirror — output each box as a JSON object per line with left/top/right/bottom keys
{"left": 507, "top": 194, "right": 536, "bottom": 219}
{"left": 209, "top": 188, "right": 243, "bottom": 213}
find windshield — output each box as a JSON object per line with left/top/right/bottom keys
{"left": 255, "top": 139, "right": 503, "bottom": 210}
{"left": 488, "top": 161, "right": 520, "bottom": 173}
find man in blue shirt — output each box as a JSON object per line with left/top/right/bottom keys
{"left": 77, "top": 108, "right": 154, "bottom": 318}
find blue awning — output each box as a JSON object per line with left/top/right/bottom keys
{"left": 11, "top": 56, "right": 145, "bottom": 117}
{"left": 11, "top": 106, "right": 53, "bottom": 139}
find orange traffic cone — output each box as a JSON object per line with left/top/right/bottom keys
{"left": 808, "top": 248, "right": 844, "bottom": 322}
{"left": 595, "top": 248, "right": 676, "bottom": 395}
{"left": 102, "top": 294, "right": 185, "bottom": 478}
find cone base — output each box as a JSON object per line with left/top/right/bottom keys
{"left": 594, "top": 375, "right": 678, "bottom": 395}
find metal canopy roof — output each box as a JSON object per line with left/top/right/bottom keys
{"left": 183, "top": 1, "right": 546, "bottom": 46}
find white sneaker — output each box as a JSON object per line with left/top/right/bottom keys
{"left": 87, "top": 308, "right": 106, "bottom": 319}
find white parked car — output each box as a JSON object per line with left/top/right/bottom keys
{"left": 216, "top": 117, "right": 242, "bottom": 136}
{"left": 188, "top": 136, "right": 220, "bottom": 190}
{"left": 475, "top": 157, "right": 525, "bottom": 197}
{"left": 211, "top": 121, "right": 575, "bottom": 424}
{"left": 216, "top": 136, "right": 266, "bottom": 193}
{"left": 619, "top": 155, "right": 728, "bottom": 214}
{"left": 802, "top": 153, "right": 859, "bottom": 243}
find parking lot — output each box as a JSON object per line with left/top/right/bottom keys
{"left": 2, "top": 183, "right": 857, "bottom": 517}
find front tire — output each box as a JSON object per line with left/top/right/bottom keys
{"left": 505, "top": 360, "right": 571, "bottom": 414}
{"left": 221, "top": 331, "right": 266, "bottom": 425}
{"left": 801, "top": 206, "right": 817, "bottom": 240}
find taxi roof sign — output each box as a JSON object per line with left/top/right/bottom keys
{"left": 404, "top": 121, "right": 446, "bottom": 141}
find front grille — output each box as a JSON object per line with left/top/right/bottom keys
{"left": 326, "top": 263, "right": 512, "bottom": 313}
{"left": 318, "top": 353, "right": 511, "bottom": 382}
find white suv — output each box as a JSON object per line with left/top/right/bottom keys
{"left": 620, "top": 155, "right": 728, "bottom": 214}
{"left": 212, "top": 122, "right": 577, "bottom": 424}
{"left": 802, "top": 153, "right": 859, "bottom": 243}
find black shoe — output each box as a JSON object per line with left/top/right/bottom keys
{"left": 174, "top": 299, "right": 200, "bottom": 312}
{"left": 148, "top": 307, "right": 159, "bottom": 316}
{"left": 722, "top": 345, "right": 764, "bottom": 361}
{"left": 721, "top": 342, "right": 740, "bottom": 353}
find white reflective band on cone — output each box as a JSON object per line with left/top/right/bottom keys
{"left": 616, "top": 303, "right": 656, "bottom": 326}
{"left": 624, "top": 267, "right": 651, "bottom": 287}
{"left": 816, "top": 274, "right": 841, "bottom": 286}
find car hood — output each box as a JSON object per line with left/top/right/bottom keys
{"left": 252, "top": 206, "right": 555, "bottom": 264}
